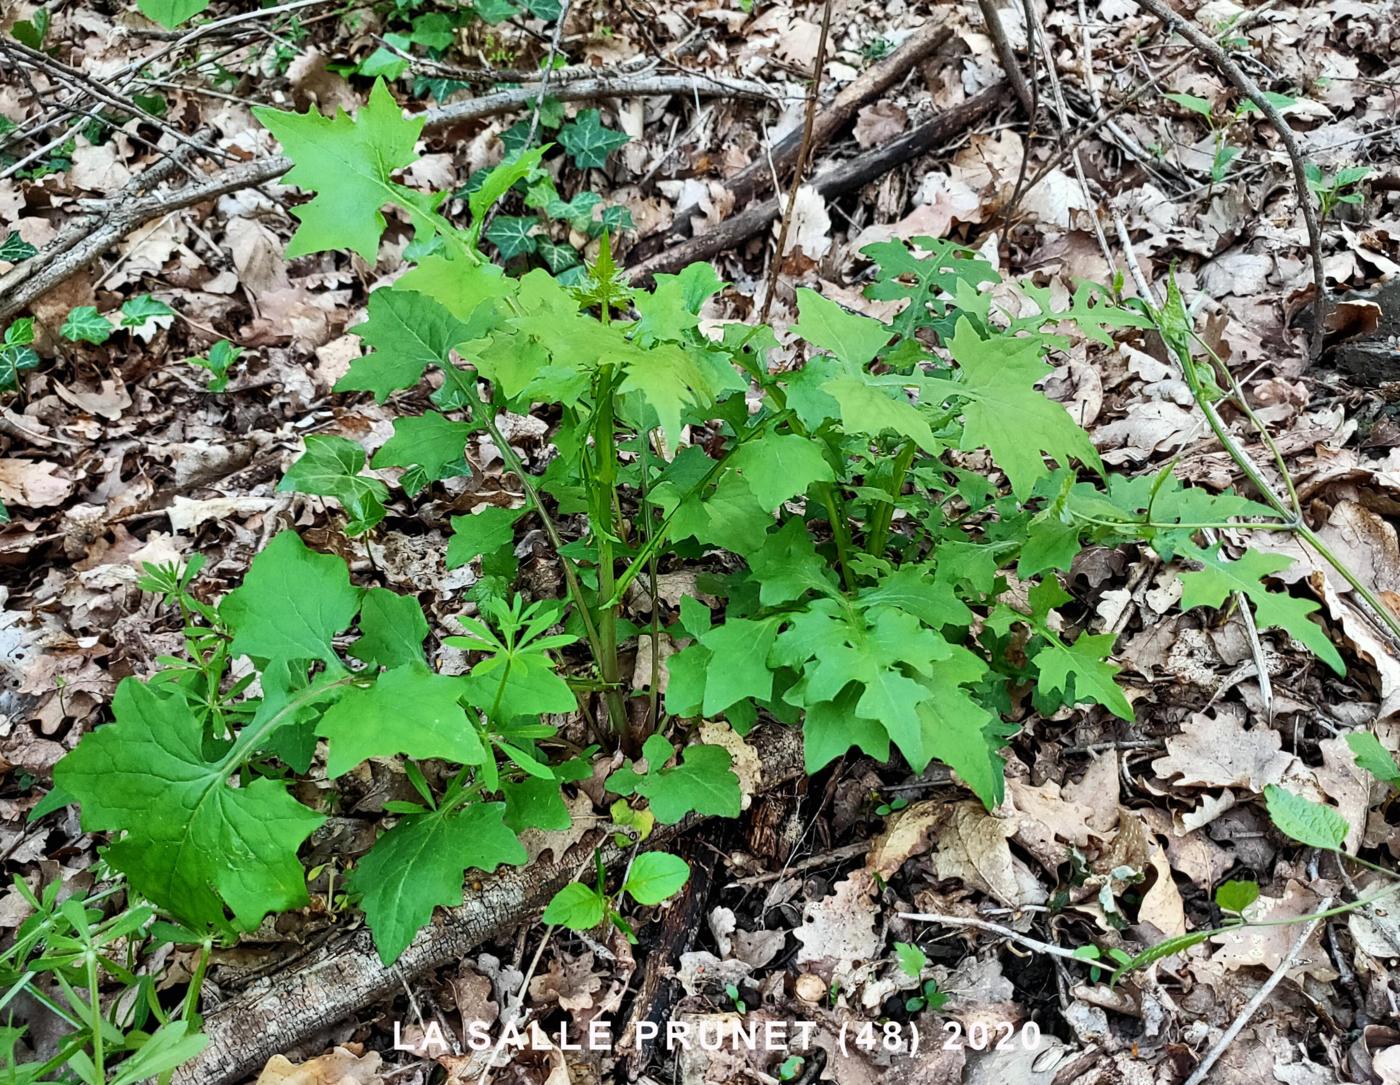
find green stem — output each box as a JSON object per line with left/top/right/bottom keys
{"left": 1167, "top": 312, "right": 1400, "bottom": 648}
{"left": 867, "top": 439, "right": 917, "bottom": 556}
{"left": 86, "top": 950, "right": 104, "bottom": 1083}
{"left": 589, "top": 374, "right": 628, "bottom": 733}
{"left": 471, "top": 393, "right": 608, "bottom": 674}
{"left": 604, "top": 411, "right": 788, "bottom": 608}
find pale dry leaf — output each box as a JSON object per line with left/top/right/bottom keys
{"left": 1138, "top": 827, "right": 1187, "bottom": 937}
{"left": 779, "top": 184, "right": 831, "bottom": 257}
{"left": 1151, "top": 709, "right": 1296, "bottom": 791}
{"left": 1007, "top": 778, "right": 1101, "bottom": 875}
{"left": 255, "top": 1047, "right": 383, "bottom": 1085}
{"left": 793, "top": 869, "right": 881, "bottom": 982}
{"left": 867, "top": 799, "right": 943, "bottom": 878}
{"left": 933, "top": 803, "right": 1047, "bottom": 908}
{"left": 528, "top": 951, "right": 602, "bottom": 1013}
{"left": 70, "top": 138, "right": 132, "bottom": 192}
{"left": 853, "top": 102, "right": 907, "bottom": 148}
{"left": 1210, "top": 879, "right": 1337, "bottom": 982}
{"left": 226, "top": 217, "right": 292, "bottom": 297}
{"left": 1062, "top": 752, "right": 1121, "bottom": 835}
{"left": 166, "top": 495, "right": 274, "bottom": 534}
{"left": 0, "top": 460, "right": 75, "bottom": 509}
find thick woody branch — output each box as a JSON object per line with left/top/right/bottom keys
{"left": 0, "top": 74, "right": 780, "bottom": 323}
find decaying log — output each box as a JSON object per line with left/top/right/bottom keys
{"left": 172, "top": 723, "right": 803, "bottom": 1085}
{"left": 626, "top": 82, "right": 1008, "bottom": 283}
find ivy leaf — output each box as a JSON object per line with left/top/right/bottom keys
{"left": 484, "top": 215, "right": 539, "bottom": 260}
{"left": 137, "top": 0, "right": 211, "bottom": 28}
{"left": 349, "top": 587, "right": 429, "bottom": 669}
{"left": 447, "top": 506, "right": 525, "bottom": 568}
{"left": 54, "top": 678, "right": 324, "bottom": 929}
{"left": 543, "top": 882, "right": 605, "bottom": 929}
{"left": 1262, "top": 784, "right": 1348, "bottom": 850}
{"left": 317, "top": 663, "right": 483, "bottom": 777}
{"left": 352, "top": 801, "right": 526, "bottom": 963}
{"left": 0, "top": 232, "right": 36, "bottom": 263}
{"left": 253, "top": 79, "right": 428, "bottom": 259}
{"left": 221, "top": 531, "right": 363, "bottom": 666}
{"left": 558, "top": 109, "right": 629, "bottom": 169}
{"left": 468, "top": 146, "right": 548, "bottom": 236}
{"left": 0, "top": 319, "right": 39, "bottom": 393}
{"left": 337, "top": 288, "right": 474, "bottom": 401}
{"left": 793, "top": 288, "right": 890, "bottom": 367}
{"left": 119, "top": 294, "right": 175, "bottom": 328}
{"left": 278, "top": 434, "right": 389, "bottom": 536}
{"left": 371, "top": 411, "right": 473, "bottom": 489}
{"left": 545, "top": 190, "right": 602, "bottom": 228}
{"left": 61, "top": 306, "right": 114, "bottom": 345}
{"left": 1180, "top": 544, "right": 1344, "bottom": 674}
{"left": 623, "top": 852, "right": 690, "bottom": 905}
{"left": 726, "top": 434, "right": 834, "bottom": 512}
{"left": 943, "top": 319, "right": 1101, "bottom": 498}
{"left": 1346, "top": 732, "right": 1400, "bottom": 787}
{"left": 537, "top": 239, "right": 580, "bottom": 274}
{"left": 1031, "top": 631, "right": 1134, "bottom": 721}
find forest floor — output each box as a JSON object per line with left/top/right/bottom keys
{"left": 2, "top": 0, "right": 1400, "bottom": 1083}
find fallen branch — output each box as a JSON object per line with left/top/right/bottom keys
{"left": 171, "top": 723, "right": 804, "bottom": 1085}
{"left": 626, "top": 83, "right": 1007, "bottom": 283}
{"left": 0, "top": 73, "right": 779, "bottom": 324}
{"left": 625, "top": 20, "right": 952, "bottom": 266}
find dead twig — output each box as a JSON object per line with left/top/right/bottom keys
{"left": 976, "top": 0, "right": 1035, "bottom": 118}
{"left": 170, "top": 725, "right": 803, "bottom": 1085}
{"left": 898, "top": 912, "right": 1086, "bottom": 963}
{"left": 627, "top": 19, "right": 951, "bottom": 265}
{"left": 1181, "top": 896, "right": 1332, "bottom": 1085}
{"left": 759, "top": 0, "right": 834, "bottom": 323}
{"left": 627, "top": 84, "right": 1007, "bottom": 283}
{"left": 1130, "top": 0, "right": 1326, "bottom": 357}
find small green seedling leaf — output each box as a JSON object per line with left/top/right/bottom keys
{"left": 894, "top": 941, "right": 928, "bottom": 977}
{"left": 543, "top": 882, "right": 606, "bottom": 930}
{"left": 623, "top": 852, "right": 690, "bottom": 905}
{"left": 1214, "top": 879, "right": 1259, "bottom": 915}
{"left": 1346, "top": 731, "right": 1400, "bottom": 787}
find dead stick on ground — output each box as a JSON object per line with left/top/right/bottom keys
{"left": 170, "top": 725, "right": 803, "bottom": 1085}
{"left": 0, "top": 73, "right": 779, "bottom": 323}
{"left": 1181, "top": 898, "right": 1332, "bottom": 1085}
{"left": 975, "top": 0, "right": 1034, "bottom": 118}
{"left": 1130, "top": 0, "right": 1326, "bottom": 357}
{"left": 760, "top": 0, "right": 834, "bottom": 323}
{"left": 898, "top": 912, "right": 1087, "bottom": 963}
{"left": 626, "top": 84, "right": 1007, "bottom": 283}
{"left": 626, "top": 19, "right": 951, "bottom": 266}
